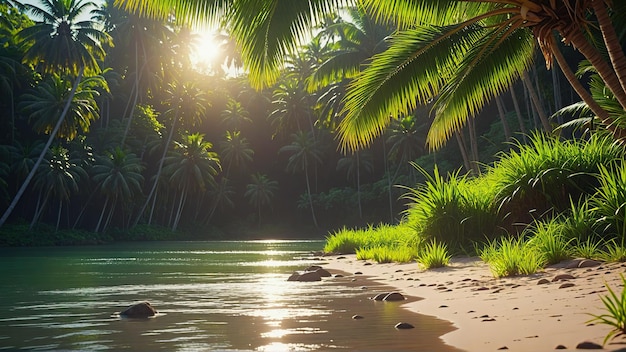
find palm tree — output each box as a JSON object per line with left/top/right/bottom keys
{"left": 91, "top": 147, "right": 144, "bottom": 233}
{"left": 30, "top": 145, "right": 85, "bottom": 231}
{"left": 119, "top": 0, "right": 626, "bottom": 148}
{"left": 219, "top": 130, "right": 254, "bottom": 178}
{"left": 0, "top": 0, "right": 111, "bottom": 227}
{"left": 204, "top": 176, "right": 235, "bottom": 225}
{"left": 244, "top": 173, "right": 278, "bottom": 228}
{"left": 279, "top": 131, "right": 323, "bottom": 228}
{"left": 162, "top": 133, "right": 220, "bottom": 231}
{"left": 220, "top": 98, "right": 251, "bottom": 131}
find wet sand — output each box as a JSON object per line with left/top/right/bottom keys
{"left": 321, "top": 255, "right": 626, "bottom": 351}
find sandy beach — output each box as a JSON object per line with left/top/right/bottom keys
{"left": 321, "top": 255, "right": 626, "bottom": 351}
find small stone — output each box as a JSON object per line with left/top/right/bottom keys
{"left": 372, "top": 293, "right": 388, "bottom": 301}
{"left": 559, "top": 283, "right": 575, "bottom": 289}
{"left": 552, "top": 274, "right": 576, "bottom": 282}
{"left": 439, "top": 305, "right": 448, "bottom": 308}
{"left": 537, "top": 278, "right": 550, "bottom": 285}
{"left": 352, "top": 315, "right": 364, "bottom": 320}
{"left": 575, "top": 341, "right": 602, "bottom": 349}
{"left": 314, "top": 268, "right": 332, "bottom": 277}
{"left": 383, "top": 292, "right": 406, "bottom": 302}
{"left": 555, "top": 345, "right": 567, "bottom": 349}
{"left": 394, "top": 322, "right": 414, "bottom": 329}
{"left": 497, "top": 346, "right": 508, "bottom": 350}
{"left": 334, "top": 274, "right": 344, "bottom": 278}
{"left": 354, "top": 271, "right": 363, "bottom": 275}
{"left": 578, "top": 259, "right": 601, "bottom": 268}
{"left": 337, "top": 256, "right": 346, "bottom": 259}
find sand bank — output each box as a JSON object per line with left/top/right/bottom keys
{"left": 322, "top": 255, "right": 626, "bottom": 351}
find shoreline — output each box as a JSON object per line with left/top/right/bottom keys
{"left": 321, "top": 255, "right": 626, "bottom": 351}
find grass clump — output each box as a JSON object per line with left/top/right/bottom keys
{"left": 526, "top": 219, "right": 572, "bottom": 265}
{"left": 478, "top": 237, "right": 544, "bottom": 278}
{"left": 324, "top": 223, "right": 419, "bottom": 254}
{"left": 356, "top": 245, "right": 417, "bottom": 263}
{"left": 587, "top": 274, "right": 626, "bottom": 346}
{"left": 417, "top": 240, "right": 451, "bottom": 269}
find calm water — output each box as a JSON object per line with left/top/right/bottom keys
{"left": 0, "top": 240, "right": 456, "bottom": 351}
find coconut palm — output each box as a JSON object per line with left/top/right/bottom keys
{"left": 91, "top": 147, "right": 144, "bottom": 232}
{"left": 205, "top": 176, "right": 235, "bottom": 225}
{"left": 279, "top": 130, "right": 324, "bottom": 228}
{"left": 30, "top": 145, "right": 85, "bottom": 231}
{"left": 0, "top": 0, "right": 111, "bottom": 227}
{"left": 244, "top": 173, "right": 278, "bottom": 228}
{"left": 220, "top": 98, "right": 251, "bottom": 131}
{"left": 219, "top": 130, "right": 254, "bottom": 177}
{"left": 162, "top": 133, "right": 220, "bottom": 231}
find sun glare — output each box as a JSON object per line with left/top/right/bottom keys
{"left": 190, "top": 30, "right": 222, "bottom": 72}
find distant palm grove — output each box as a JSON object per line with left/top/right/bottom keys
{"left": 1, "top": 0, "right": 625, "bottom": 245}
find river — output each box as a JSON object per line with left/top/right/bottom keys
{"left": 0, "top": 240, "right": 455, "bottom": 351}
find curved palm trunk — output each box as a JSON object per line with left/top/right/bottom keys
{"left": 455, "top": 131, "right": 471, "bottom": 173}
{"left": 551, "top": 40, "right": 623, "bottom": 138}
{"left": 382, "top": 138, "right": 394, "bottom": 223}
{"left": 0, "top": 67, "right": 84, "bottom": 227}
{"left": 172, "top": 184, "right": 188, "bottom": 231}
{"left": 591, "top": 0, "right": 626, "bottom": 97}
{"left": 561, "top": 24, "right": 626, "bottom": 109}
{"left": 356, "top": 151, "right": 362, "bottom": 219}
{"left": 95, "top": 196, "right": 110, "bottom": 233}
{"left": 304, "top": 167, "right": 319, "bottom": 229}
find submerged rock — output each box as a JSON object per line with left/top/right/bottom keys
{"left": 120, "top": 302, "right": 157, "bottom": 318}
{"left": 394, "top": 322, "right": 414, "bottom": 329}
{"left": 383, "top": 292, "right": 406, "bottom": 302}
{"left": 287, "top": 270, "right": 322, "bottom": 282}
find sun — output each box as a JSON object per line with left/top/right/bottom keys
{"left": 190, "top": 30, "right": 223, "bottom": 72}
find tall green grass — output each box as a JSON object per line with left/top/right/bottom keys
{"left": 478, "top": 236, "right": 545, "bottom": 278}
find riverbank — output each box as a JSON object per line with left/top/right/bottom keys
{"left": 321, "top": 255, "right": 626, "bottom": 351}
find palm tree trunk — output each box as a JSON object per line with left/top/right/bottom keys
{"left": 55, "top": 199, "right": 62, "bottom": 233}
{"left": 0, "top": 67, "right": 85, "bottom": 228}
{"left": 495, "top": 96, "right": 511, "bottom": 141}
{"left": 561, "top": 23, "right": 626, "bottom": 109}
{"left": 509, "top": 84, "right": 528, "bottom": 143}
{"left": 356, "top": 151, "right": 362, "bottom": 219}
{"left": 172, "top": 184, "right": 188, "bottom": 231}
{"left": 95, "top": 196, "right": 109, "bottom": 233}
{"left": 551, "top": 38, "right": 623, "bottom": 138}
{"left": 133, "top": 109, "right": 179, "bottom": 226}
{"left": 591, "top": 0, "right": 626, "bottom": 97}
{"left": 467, "top": 117, "right": 479, "bottom": 174}
{"left": 382, "top": 138, "right": 394, "bottom": 223}
{"left": 304, "top": 168, "right": 319, "bottom": 229}
{"left": 455, "top": 131, "right": 471, "bottom": 173}
{"left": 103, "top": 199, "right": 116, "bottom": 233}
{"left": 522, "top": 70, "right": 551, "bottom": 132}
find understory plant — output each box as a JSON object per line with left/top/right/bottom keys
{"left": 587, "top": 274, "right": 626, "bottom": 346}
{"left": 356, "top": 245, "right": 417, "bottom": 263}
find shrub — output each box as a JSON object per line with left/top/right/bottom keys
{"left": 526, "top": 219, "right": 572, "bottom": 265}
{"left": 478, "top": 237, "right": 544, "bottom": 278}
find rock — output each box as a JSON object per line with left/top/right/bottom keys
{"left": 334, "top": 274, "right": 344, "bottom": 278}
{"left": 287, "top": 271, "right": 322, "bottom": 282}
{"left": 577, "top": 259, "right": 602, "bottom": 268}
{"left": 354, "top": 271, "right": 363, "bottom": 275}
{"left": 555, "top": 345, "right": 567, "bottom": 349}
{"left": 305, "top": 265, "right": 323, "bottom": 272}
{"left": 315, "top": 268, "right": 332, "bottom": 277}
{"left": 575, "top": 341, "right": 602, "bottom": 349}
{"left": 383, "top": 292, "right": 406, "bottom": 302}
{"left": 552, "top": 274, "right": 576, "bottom": 282}
{"left": 497, "top": 346, "right": 508, "bottom": 350}
{"left": 120, "top": 302, "right": 157, "bottom": 318}
{"left": 537, "top": 278, "right": 550, "bottom": 285}
{"left": 394, "top": 322, "right": 414, "bottom": 329}
{"left": 371, "top": 293, "right": 388, "bottom": 301}
{"left": 559, "top": 282, "right": 575, "bottom": 289}
{"left": 352, "top": 315, "right": 364, "bottom": 319}
{"left": 296, "top": 271, "right": 322, "bottom": 282}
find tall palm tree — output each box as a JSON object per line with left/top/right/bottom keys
{"left": 162, "top": 133, "right": 220, "bottom": 231}
{"left": 244, "top": 173, "right": 278, "bottom": 228}
{"left": 205, "top": 176, "right": 235, "bottom": 225}
{"left": 0, "top": 0, "right": 111, "bottom": 227}
{"left": 91, "top": 147, "right": 144, "bottom": 233}
{"left": 279, "top": 131, "right": 323, "bottom": 228}
{"left": 120, "top": 0, "right": 626, "bottom": 148}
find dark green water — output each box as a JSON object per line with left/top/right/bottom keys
{"left": 0, "top": 240, "right": 456, "bottom": 351}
